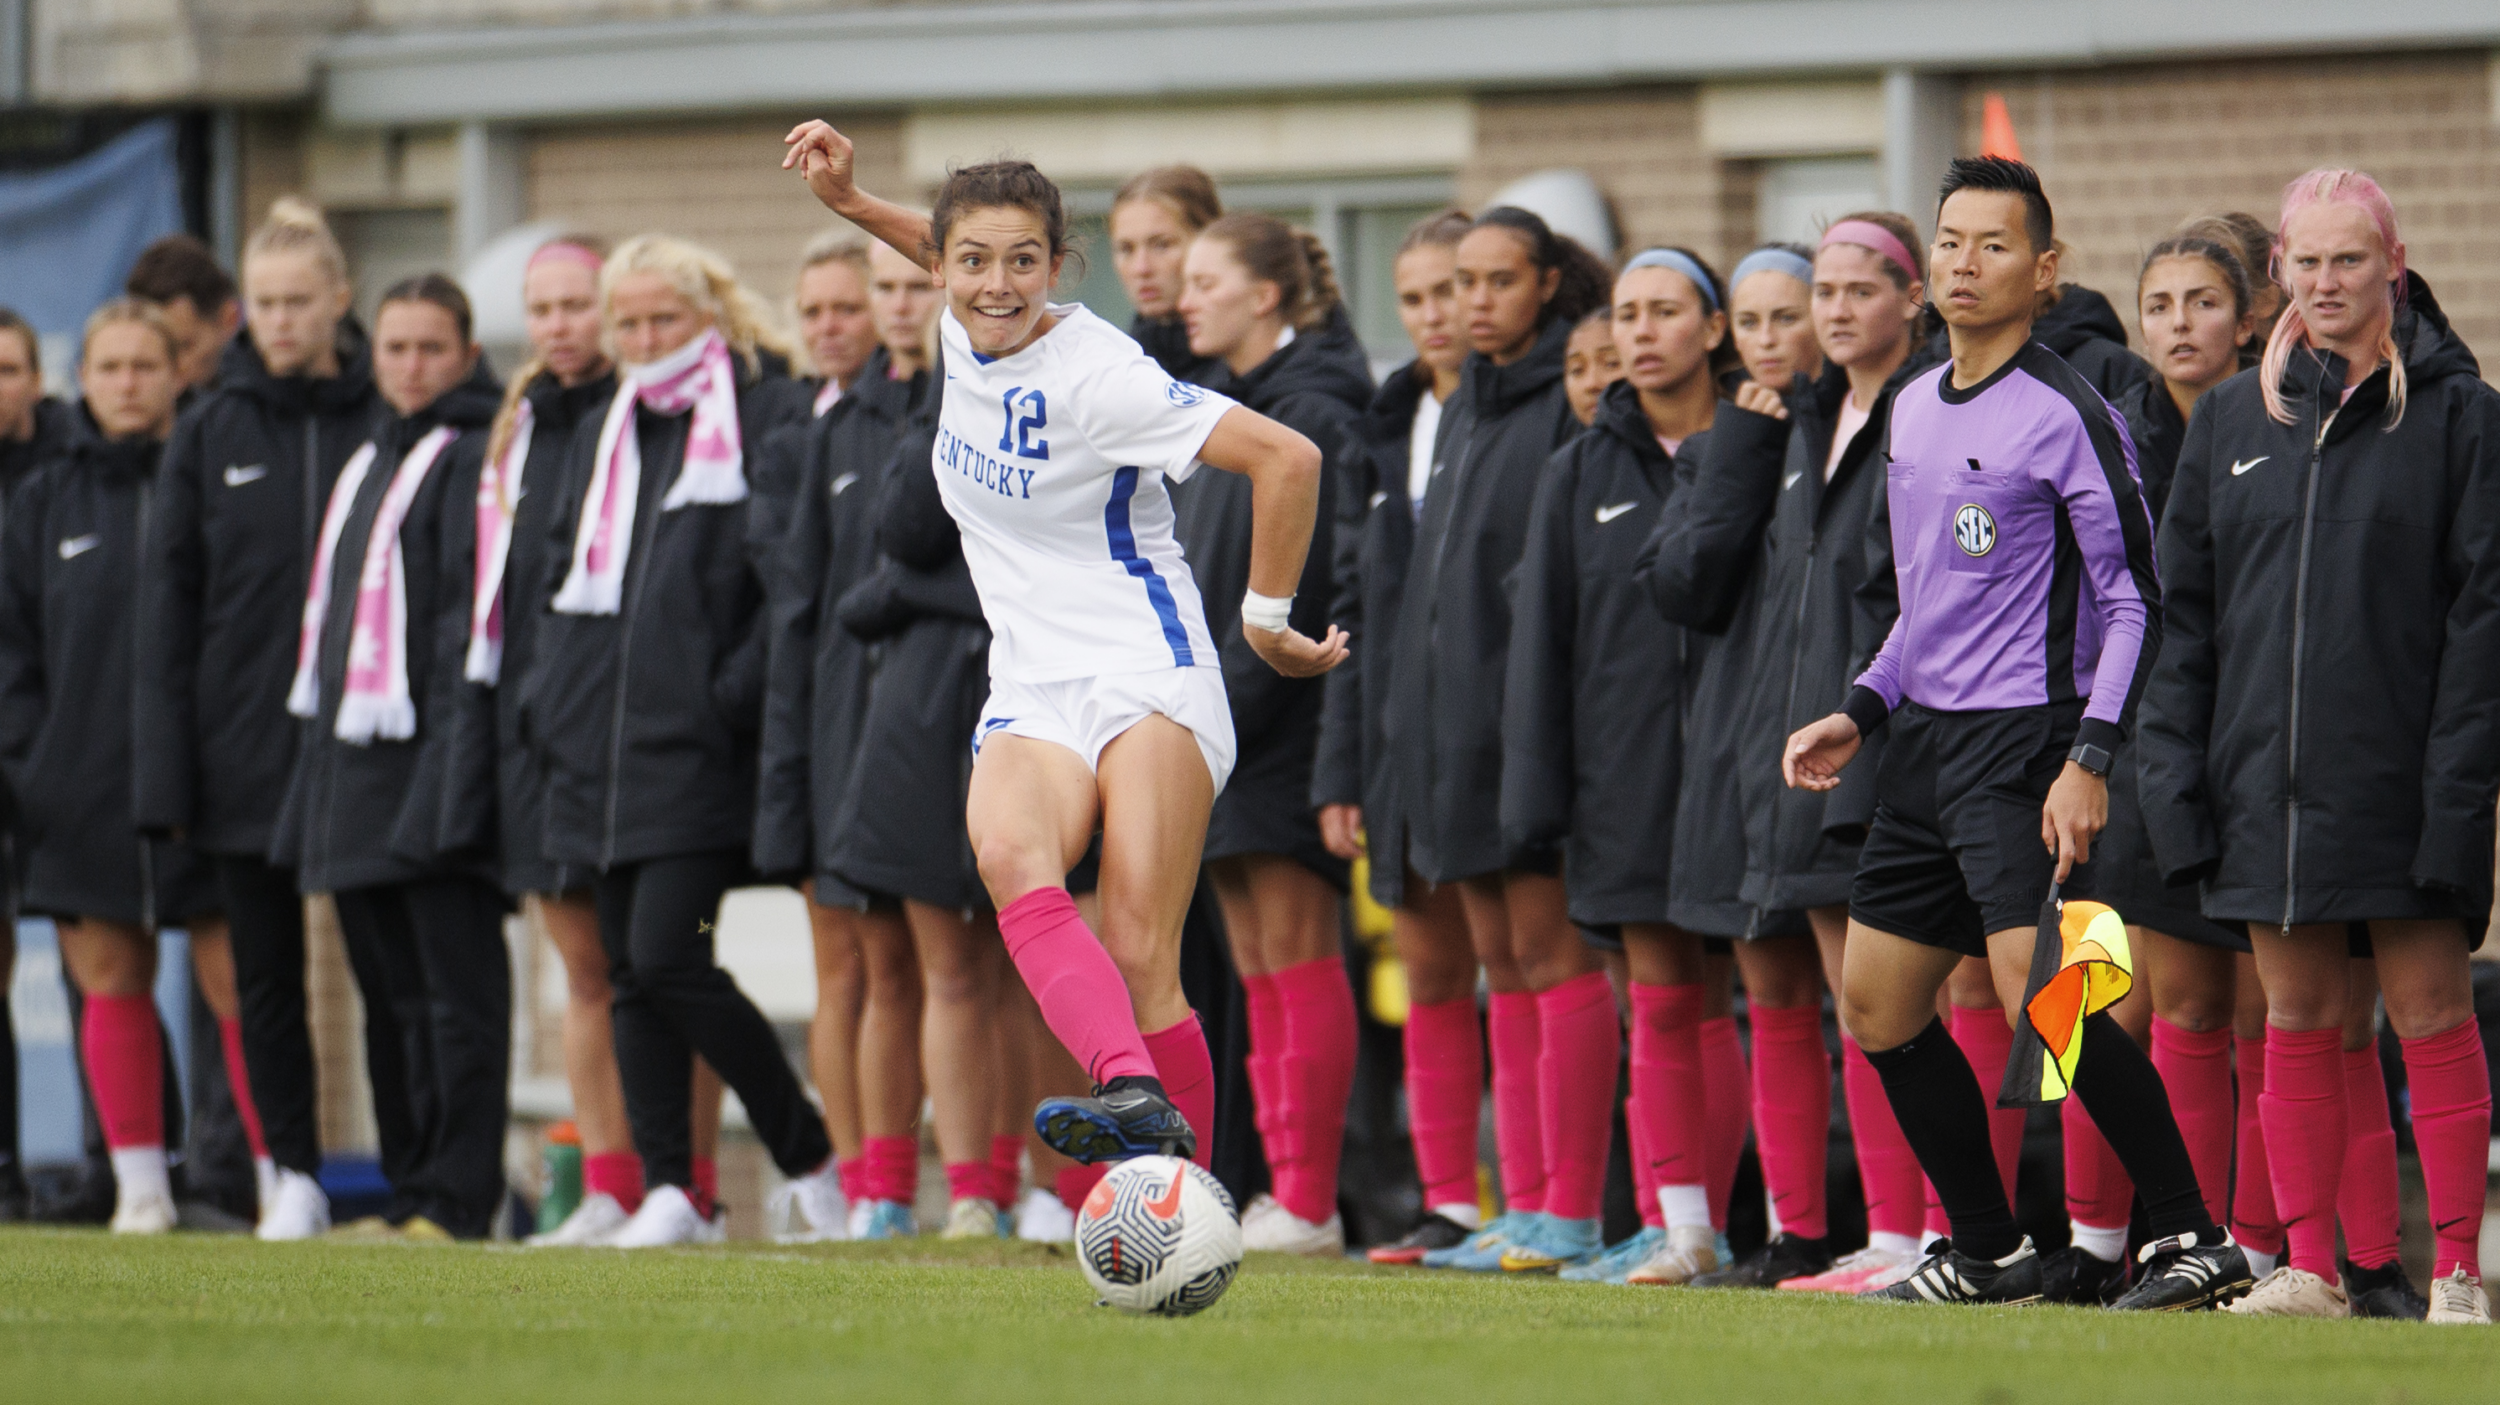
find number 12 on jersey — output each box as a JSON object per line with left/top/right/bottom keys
{"left": 998, "top": 387, "right": 1051, "bottom": 461}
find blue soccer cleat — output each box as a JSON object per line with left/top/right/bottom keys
{"left": 854, "top": 1200, "right": 917, "bottom": 1241}
{"left": 1424, "top": 1211, "right": 1540, "bottom": 1271}
{"left": 1560, "top": 1226, "right": 1666, "bottom": 1284}
{"left": 1500, "top": 1214, "right": 1604, "bottom": 1272}
{"left": 1033, "top": 1077, "right": 1197, "bottom": 1165}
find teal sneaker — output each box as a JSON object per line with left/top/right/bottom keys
{"left": 1500, "top": 1214, "right": 1604, "bottom": 1272}
{"left": 1421, "top": 1211, "right": 1533, "bottom": 1271}
{"left": 855, "top": 1199, "right": 917, "bottom": 1241}
{"left": 1560, "top": 1226, "right": 1666, "bottom": 1284}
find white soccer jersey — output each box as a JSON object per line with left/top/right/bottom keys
{"left": 931, "top": 303, "right": 1236, "bottom": 682}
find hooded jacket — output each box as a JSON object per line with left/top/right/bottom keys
{"left": 434, "top": 366, "right": 617, "bottom": 897}
{"left": 753, "top": 349, "right": 931, "bottom": 890}
{"left": 1131, "top": 314, "right": 1230, "bottom": 389}
{"left": 1737, "top": 353, "right": 1932, "bottom": 913}
{"left": 270, "top": 365, "right": 501, "bottom": 893}
{"left": 0, "top": 397, "right": 75, "bottom": 496}
{"left": 1170, "top": 308, "right": 1372, "bottom": 883}
{"left": 1388, "top": 314, "right": 1580, "bottom": 884}
{"left": 527, "top": 364, "right": 788, "bottom": 871}
{"left": 135, "top": 325, "right": 381, "bottom": 857}
{"left": 1636, "top": 392, "right": 1793, "bottom": 938}
{"left": 1924, "top": 284, "right": 2149, "bottom": 406}
{"left": 2139, "top": 273, "right": 2500, "bottom": 936}
{"left": 1310, "top": 361, "right": 1431, "bottom": 907}
{"left": 0, "top": 407, "right": 215, "bottom": 925}
{"left": 1501, "top": 378, "right": 1690, "bottom": 927}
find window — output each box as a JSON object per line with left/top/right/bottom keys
{"left": 1062, "top": 176, "right": 1456, "bottom": 372}
{"left": 1755, "top": 156, "right": 1882, "bottom": 246}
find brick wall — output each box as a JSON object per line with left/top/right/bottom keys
{"left": 526, "top": 112, "right": 906, "bottom": 305}
{"left": 1972, "top": 52, "right": 2500, "bottom": 366}
{"left": 1462, "top": 86, "right": 1754, "bottom": 272}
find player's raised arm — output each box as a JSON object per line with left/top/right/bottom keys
{"left": 784, "top": 120, "right": 937, "bottom": 274}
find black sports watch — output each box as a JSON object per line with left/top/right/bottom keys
{"left": 2066, "top": 741, "right": 2113, "bottom": 778}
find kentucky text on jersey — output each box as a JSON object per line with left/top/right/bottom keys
{"left": 935, "top": 424, "right": 1037, "bottom": 499}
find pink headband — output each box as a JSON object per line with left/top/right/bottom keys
{"left": 528, "top": 241, "right": 604, "bottom": 275}
{"left": 1820, "top": 220, "right": 1921, "bottom": 284}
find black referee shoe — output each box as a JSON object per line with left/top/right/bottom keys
{"left": 1861, "top": 1237, "right": 2044, "bottom": 1306}
{"left": 2108, "top": 1233, "right": 2253, "bottom": 1312}
{"left": 1034, "top": 1076, "right": 1197, "bottom": 1165}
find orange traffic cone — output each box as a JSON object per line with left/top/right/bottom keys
{"left": 1980, "top": 92, "right": 2024, "bottom": 161}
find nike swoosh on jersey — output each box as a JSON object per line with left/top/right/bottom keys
{"left": 2230, "top": 456, "right": 2269, "bottom": 476}
{"left": 223, "top": 464, "right": 267, "bottom": 486}
{"left": 57, "top": 534, "right": 100, "bottom": 560}
{"left": 1783, "top": 470, "right": 1804, "bottom": 490}
{"left": 1594, "top": 501, "right": 1638, "bottom": 524}
{"left": 1367, "top": 490, "right": 1387, "bottom": 509}
{"left": 831, "top": 472, "right": 859, "bottom": 496}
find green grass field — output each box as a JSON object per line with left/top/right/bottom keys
{"left": 1, "top": 1228, "right": 2487, "bottom": 1404}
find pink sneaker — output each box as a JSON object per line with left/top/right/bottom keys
{"left": 1778, "top": 1244, "right": 1920, "bottom": 1293}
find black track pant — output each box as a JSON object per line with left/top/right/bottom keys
{"left": 334, "top": 877, "right": 510, "bottom": 1238}
{"left": 597, "top": 851, "right": 829, "bottom": 1189}
{"left": 217, "top": 855, "right": 323, "bottom": 1176}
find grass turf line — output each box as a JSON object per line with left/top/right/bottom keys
{"left": 0, "top": 1228, "right": 2483, "bottom": 1404}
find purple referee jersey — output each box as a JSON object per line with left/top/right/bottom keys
{"left": 1849, "top": 342, "right": 2159, "bottom": 753}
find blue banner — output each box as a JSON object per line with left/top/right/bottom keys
{"left": 0, "top": 120, "right": 185, "bottom": 365}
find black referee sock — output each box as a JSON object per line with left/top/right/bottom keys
{"left": 1863, "top": 1016, "right": 2024, "bottom": 1262}
{"left": 2068, "top": 1011, "right": 2228, "bottom": 1246}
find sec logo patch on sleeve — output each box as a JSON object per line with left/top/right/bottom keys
{"left": 1165, "top": 381, "right": 1206, "bottom": 407}
{"left": 1954, "top": 503, "right": 1997, "bottom": 557}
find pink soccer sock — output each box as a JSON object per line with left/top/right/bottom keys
{"left": 1625, "top": 1094, "right": 1663, "bottom": 1229}
{"left": 1750, "top": 1003, "right": 1831, "bottom": 1240}
{"left": 1535, "top": 972, "right": 1619, "bottom": 1223}
{"left": 836, "top": 1156, "right": 866, "bottom": 1204}
{"left": 866, "top": 1134, "right": 918, "bottom": 1204}
{"left": 81, "top": 993, "right": 163, "bottom": 1150}
{"left": 1948, "top": 1006, "right": 2023, "bottom": 1205}
{"left": 1056, "top": 1163, "right": 1107, "bottom": 1213}
{"left": 215, "top": 1018, "right": 270, "bottom": 1160}
{"left": 1843, "top": 1037, "right": 1926, "bottom": 1241}
{"left": 1272, "top": 957, "right": 1358, "bottom": 1226}
{"left": 1142, "top": 1013, "right": 1215, "bottom": 1170}
{"left": 1404, "top": 997, "right": 1483, "bottom": 1212}
{"left": 1241, "top": 972, "right": 1291, "bottom": 1198}
{"left": 1701, "top": 1016, "right": 1751, "bottom": 1231}
{"left": 2231, "top": 1031, "right": 2284, "bottom": 1256}
{"left": 2062, "top": 1096, "right": 2134, "bottom": 1237}
{"left": 584, "top": 1152, "right": 646, "bottom": 1212}
{"left": 691, "top": 1156, "right": 720, "bottom": 1217}
{"left": 2150, "top": 1017, "right": 2233, "bottom": 1231}
{"left": 2400, "top": 1020, "right": 2492, "bottom": 1279}
{"left": 1488, "top": 990, "right": 1546, "bottom": 1215}
{"left": 2260, "top": 1026, "right": 2347, "bottom": 1278}
{"left": 2338, "top": 1046, "right": 2402, "bottom": 1271}
{"left": 989, "top": 1133, "right": 1025, "bottom": 1206}
{"left": 944, "top": 1160, "right": 993, "bottom": 1205}
{"left": 998, "top": 888, "right": 1154, "bottom": 1086}
{"left": 1628, "top": 984, "right": 1707, "bottom": 1223}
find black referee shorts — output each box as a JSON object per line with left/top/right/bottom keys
{"left": 1848, "top": 700, "right": 2092, "bottom": 958}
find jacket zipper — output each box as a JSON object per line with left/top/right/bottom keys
{"left": 600, "top": 417, "right": 669, "bottom": 869}
{"left": 2281, "top": 412, "right": 2330, "bottom": 933}
{"left": 137, "top": 473, "right": 156, "bottom": 932}
{"left": 303, "top": 418, "right": 328, "bottom": 881}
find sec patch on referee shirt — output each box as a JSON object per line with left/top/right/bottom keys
{"left": 1953, "top": 503, "right": 1997, "bottom": 557}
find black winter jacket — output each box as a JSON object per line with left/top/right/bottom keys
{"left": 753, "top": 351, "right": 931, "bottom": 890}
{"left": 1171, "top": 311, "right": 1371, "bottom": 884}
{"left": 1636, "top": 395, "right": 1794, "bottom": 938}
{"left": 1923, "top": 284, "right": 2150, "bottom": 406}
{"left": 1310, "top": 362, "right": 1432, "bottom": 907}
{"left": 1737, "top": 356, "right": 1930, "bottom": 912}
{"left": 271, "top": 369, "right": 501, "bottom": 893}
{"left": 1131, "top": 314, "right": 1230, "bottom": 388}
{"left": 0, "top": 409, "right": 215, "bottom": 924}
{"left": 0, "top": 398, "right": 76, "bottom": 495}
{"left": 1501, "top": 380, "right": 1688, "bottom": 928}
{"left": 435, "top": 368, "right": 616, "bottom": 896}
{"left": 2139, "top": 274, "right": 2500, "bottom": 937}
{"left": 1388, "top": 315, "right": 1580, "bottom": 884}
{"left": 135, "top": 328, "right": 381, "bottom": 857}
{"left": 528, "top": 371, "right": 787, "bottom": 871}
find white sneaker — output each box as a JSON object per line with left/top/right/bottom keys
{"left": 1625, "top": 1223, "right": 1720, "bottom": 1286}
{"left": 1015, "top": 1186, "right": 1075, "bottom": 1244}
{"left": 253, "top": 1156, "right": 279, "bottom": 1220}
{"left": 765, "top": 1164, "right": 848, "bottom": 1244}
{"left": 110, "top": 1187, "right": 177, "bottom": 1235}
{"left": 2427, "top": 1268, "right": 2492, "bottom": 1325}
{"left": 609, "top": 1185, "right": 723, "bottom": 1248}
{"left": 106, "top": 1148, "right": 175, "bottom": 1235}
{"left": 256, "top": 1168, "right": 331, "bottom": 1241}
{"left": 1238, "top": 1193, "right": 1283, "bottom": 1236}
{"left": 2223, "top": 1266, "right": 2350, "bottom": 1318}
{"left": 1239, "top": 1202, "right": 1344, "bottom": 1256}
{"left": 527, "top": 1192, "right": 631, "bottom": 1247}
{"left": 942, "top": 1198, "right": 1001, "bottom": 1240}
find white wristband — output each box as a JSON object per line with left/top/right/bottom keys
{"left": 1241, "top": 590, "right": 1293, "bottom": 633}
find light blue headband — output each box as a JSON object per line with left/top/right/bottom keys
{"left": 1730, "top": 247, "right": 1815, "bottom": 292}
{"left": 1620, "top": 247, "right": 1721, "bottom": 312}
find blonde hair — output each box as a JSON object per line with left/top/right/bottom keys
{"left": 81, "top": 297, "right": 179, "bottom": 364}
{"left": 601, "top": 234, "right": 794, "bottom": 374}
{"left": 244, "top": 195, "right": 348, "bottom": 287}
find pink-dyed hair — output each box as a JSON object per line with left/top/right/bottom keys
{"left": 2260, "top": 167, "right": 2407, "bottom": 427}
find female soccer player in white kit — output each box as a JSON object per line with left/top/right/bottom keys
{"left": 784, "top": 123, "right": 1344, "bottom": 1162}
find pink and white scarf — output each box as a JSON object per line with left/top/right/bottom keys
{"left": 287, "top": 423, "right": 459, "bottom": 743}
{"left": 551, "top": 327, "right": 746, "bottom": 616}
{"left": 462, "top": 397, "right": 533, "bottom": 683}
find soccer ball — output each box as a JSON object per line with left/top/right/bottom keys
{"left": 1073, "top": 1155, "right": 1242, "bottom": 1316}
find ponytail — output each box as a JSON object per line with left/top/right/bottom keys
{"left": 245, "top": 195, "right": 348, "bottom": 287}
{"left": 484, "top": 356, "right": 544, "bottom": 471}
{"left": 1197, "top": 213, "right": 1344, "bottom": 333}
